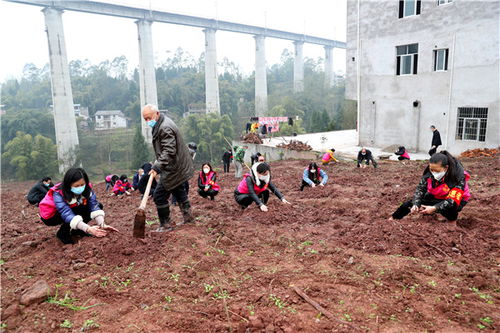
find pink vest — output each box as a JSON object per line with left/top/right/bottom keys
{"left": 401, "top": 151, "right": 410, "bottom": 159}
{"left": 322, "top": 152, "right": 333, "bottom": 163}
{"left": 237, "top": 173, "right": 268, "bottom": 195}
{"left": 199, "top": 171, "right": 220, "bottom": 191}
{"left": 39, "top": 183, "right": 92, "bottom": 219}
{"left": 426, "top": 171, "right": 471, "bottom": 205}
{"left": 105, "top": 175, "right": 112, "bottom": 182}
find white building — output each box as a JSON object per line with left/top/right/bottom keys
{"left": 94, "top": 110, "right": 127, "bottom": 131}
{"left": 346, "top": 0, "right": 499, "bottom": 154}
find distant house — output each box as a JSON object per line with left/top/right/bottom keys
{"left": 95, "top": 110, "right": 127, "bottom": 131}
{"left": 183, "top": 104, "right": 207, "bottom": 118}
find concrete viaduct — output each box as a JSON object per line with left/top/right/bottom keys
{"left": 7, "top": 0, "right": 346, "bottom": 171}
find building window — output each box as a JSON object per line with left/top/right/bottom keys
{"left": 433, "top": 49, "right": 449, "bottom": 71}
{"left": 456, "top": 107, "right": 488, "bottom": 142}
{"left": 396, "top": 43, "right": 418, "bottom": 75}
{"left": 399, "top": 0, "right": 421, "bottom": 18}
{"left": 438, "top": 0, "right": 453, "bottom": 5}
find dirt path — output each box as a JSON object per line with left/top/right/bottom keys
{"left": 1, "top": 157, "right": 499, "bottom": 332}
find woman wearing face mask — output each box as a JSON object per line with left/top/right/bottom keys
{"left": 300, "top": 162, "right": 328, "bottom": 191}
{"left": 39, "top": 168, "right": 118, "bottom": 244}
{"left": 198, "top": 163, "right": 220, "bottom": 201}
{"left": 112, "top": 174, "right": 132, "bottom": 197}
{"left": 390, "top": 151, "right": 471, "bottom": 223}
{"left": 234, "top": 162, "right": 290, "bottom": 212}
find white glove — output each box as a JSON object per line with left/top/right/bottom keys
{"left": 95, "top": 215, "right": 105, "bottom": 227}
{"left": 69, "top": 215, "right": 89, "bottom": 233}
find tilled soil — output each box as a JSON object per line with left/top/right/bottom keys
{"left": 1, "top": 158, "right": 499, "bottom": 332}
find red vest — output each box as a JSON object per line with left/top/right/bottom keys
{"left": 237, "top": 173, "right": 268, "bottom": 195}
{"left": 199, "top": 171, "right": 220, "bottom": 191}
{"left": 426, "top": 171, "right": 471, "bottom": 206}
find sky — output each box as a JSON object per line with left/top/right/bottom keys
{"left": 0, "top": 0, "right": 347, "bottom": 82}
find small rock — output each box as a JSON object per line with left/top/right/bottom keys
{"left": 72, "top": 262, "right": 87, "bottom": 270}
{"left": 22, "top": 241, "right": 38, "bottom": 248}
{"left": 19, "top": 280, "right": 51, "bottom": 306}
{"left": 265, "top": 324, "right": 275, "bottom": 333}
{"left": 451, "top": 247, "right": 461, "bottom": 253}
{"left": 1, "top": 303, "right": 20, "bottom": 320}
{"left": 121, "top": 249, "right": 133, "bottom": 256}
{"left": 347, "top": 256, "right": 354, "bottom": 264}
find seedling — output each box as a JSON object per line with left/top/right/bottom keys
{"left": 125, "top": 263, "right": 135, "bottom": 272}
{"left": 82, "top": 319, "right": 99, "bottom": 331}
{"left": 169, "top": 274, "right": 180, "bottom": 282}
{"left": 213, "top": 290, "right": 230, "bottom": 300}
{"left": 145, "top": 219, "right": 157, "bottom": 226}
{"left": 454, "top": 293, "right": 462, "bottom": 299}
{"left": 204, "top": 283, "right": 214, "bottom": 293}
{"left": 343, "top": 313, "right": 352, "bottom": 322}
{"left": 47, "top": 286, "right": 101, "bottom": 311}
{"left": 478, "top": 317, "right": 494, "bottom": 329}
{"left": 428, "top": 280, "right": 437, "bottom": 287}
{"left": 470, "top": 287, "right": 494, "bottom": 304}
{"left": 164, "top": 296, "right": 173, "bottom": 303}
{"left": 60, "top": 320, "right": 72, "bottom": 328}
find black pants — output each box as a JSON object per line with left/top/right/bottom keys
{"left": 198, "top": 188, "right": 218, "bottom": 200}
{"left": 357, "top": 158, "right": 378, "bottom": 168}
{"left": 223, "top": 162, "right": 230, "bottom": 173}
{"left": 154, "top": 181, "right": 189, "bottom": 208}
{"left": 398, "top": 156, "right": 410, "bottom": 161}
{"left": 300, "top": 179, "right": 320, "bottom": 191}
{"left": 234, "top": 190, "right": 269, "bottom": 208}
{"left": 41, "top": 203, "right": 103, "bottom": 244}
{"left": 392, "top": 197, "right": 467, "bottom": 221}
{"left": 429, "top": 146, "right": 439, "bottom": 156}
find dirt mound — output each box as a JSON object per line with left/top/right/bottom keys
{"left": 1, "top": 158, "right": 498, "bottom": 332}
{"left": 460, "top": 148, "right": 498, "bottom": 158}
{"left": 276, "top": 140, "right": 312, "bottom": 151}
{"left": 242, "top": 132, "right": 263, "bottom": 144}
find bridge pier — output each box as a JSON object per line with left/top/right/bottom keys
{"left": 324, "top": 46, "right": 335, "bottom": 88}
{"left": 293, "top": 41, "right": 304, "bottom": 93}
{"left": 136, "top": 19, "right": 158, "bottom": 142}
{"left": 204, "top": 28, "right": 220, "bottom": 114}
{"left": 254, "top": 35, "right": 268, "bottom": 116}
{"left": 43, "top": 7, "right": 79, "bottom": 173}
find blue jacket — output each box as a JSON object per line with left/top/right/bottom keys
{"left": 53, "top": 189, "right": 101, "bottom": 224}
{"left": 132, "top": 173, "right": 140, "bottom": 188}
{"left": 303, "top": 168, "right": 328, "bottom": 186}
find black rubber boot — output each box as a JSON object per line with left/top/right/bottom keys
{"left": 179, "top": 201, "right": 194, "bottom": 225}
{"left": 154, "top": 206, "right": 173, "bottom": 232}
{"left": 56, "top": 223, "right": 74, "bottom": 244}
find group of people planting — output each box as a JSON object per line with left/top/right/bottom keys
{"left": 28, "top": 106, "right": 471, "bottom": 244}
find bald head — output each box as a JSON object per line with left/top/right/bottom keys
{"left": 142, "top": 104, "right": 160, "bottom": 121}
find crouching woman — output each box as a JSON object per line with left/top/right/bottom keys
{"left": 39, "top": 168, "right": 118, "bottom": 244}
{"left": 234, "top": 162, "right": 290, "bottom": 212}
{"left": 390, "top": 151, "right": 471, "bottom": 223}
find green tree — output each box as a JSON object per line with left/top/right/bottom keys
{"left": 131, "top": 125, "right": 152, "bottom": 169}
{"left": 182, "top": 114, "right": 233, "bottom": 164}
{"left": 2, "top": 132, "right": 57, "bottom": 180}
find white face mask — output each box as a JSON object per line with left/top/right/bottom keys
{"left": 310, "top": 169, "right": 316, "bottom": 173}
{"left": 258, "top": 174, "right": 270, "bottom": 183}
{"left": 431, "top": 170, "right": 446, "bottom": 181}
{"left": 203, "top": 168, "right": 210, "bottom": 174}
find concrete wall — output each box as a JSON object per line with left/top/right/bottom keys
{"left": 233, "top": 141, "right": 319, "bottom": 164}
{"left": 346, "top": 0, "right": 500, "bottom": 154}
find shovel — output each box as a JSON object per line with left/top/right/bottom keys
{"left": 133, "top": 174, "right": 154, "bottom": 238}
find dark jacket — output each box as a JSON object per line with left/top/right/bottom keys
{"left": 27, "top": 182, "right": 51, "bottom": 205}
{"left": 357, "top": 150, "right": 374, "bottom": 162}
{"left": 432, "top": 130, "right": 442, "bottom": 147}
{"left": 413, "top": 162, "right": 468, "bottom": 213}
{"left": 151, "top": 114, "right": 194, "bottom": 191}
{"left": 138, "top": 163, "right": 157, "bottom": 196}
{"left": 222, "top": 151, "right": 232, "bottom": 163}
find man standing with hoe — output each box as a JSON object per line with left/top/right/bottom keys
{"left": 141, "top": 105, "right": 194, "bottom": 232}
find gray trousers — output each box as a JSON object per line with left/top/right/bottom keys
{"left": 235, "top": 161, "right": 243, "bottom": 178}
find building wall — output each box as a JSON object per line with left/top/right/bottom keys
{"left": 95, "top": 115, "right": 127, "bottom": 130}
{"left": 346, "top": 0, "right": 500, "bottom": 154}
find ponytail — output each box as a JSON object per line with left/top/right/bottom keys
{"left": 425, "top": 150, "right": 461, "bottom": 185}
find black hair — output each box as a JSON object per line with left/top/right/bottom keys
{"left": 308, "top": 162, "right": 319, "bottom": 171}
{"left": 430, "top": 125, "right": 436, "bottom": 129}
{"left": 425, "top": 150, "right": 461, "bottom": 185}
{"left": 60, "top": 167, "right": 91, "bottom": 201}
{"left": 111, "top": 175, "right": 119, "bottom": 181}
{"left": 330, "top": 148, "right": 336, "bottom": 152}
{"left": 201, "top": 163, "right": 214, "bottom": 180}
{"left": 120, "top": 174, "right": 128, "bottom": 182}
{"left": 256, "top": 162, "right": 270, "bottom": 174}
{"left": 41, "top": 177, "right": 52, "bottom": 182}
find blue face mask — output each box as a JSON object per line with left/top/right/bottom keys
{"left": 44, "top": 183, "right": 50, "bottom": 187}
{"left": 71, "top": 185, "right": 86, "bottom": 195}
{"left": 147, "top": 119, "right": 157, "bottom": 128}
